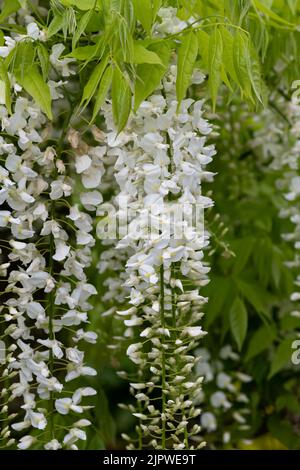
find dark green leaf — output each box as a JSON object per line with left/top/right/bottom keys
{"left": 245, "top": 325, "right": 276, "bottom": 361}
{"left": 230, "top": 297, "right": 248, "bottom": 351}
{"left": 268, "top": 338, "right": 294, "bottom": 378}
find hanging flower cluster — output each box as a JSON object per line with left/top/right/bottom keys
{"left": 99, "top": 65, "right": 216, "bottom": 449}
{"left": 275, "top": 97, "right": 300, "bottom": 315}
{"left": 250, "top": 93, "right": 300, "bottom": 317}
{"left": 0, "top": 25, "right": 99, "bottom": 449}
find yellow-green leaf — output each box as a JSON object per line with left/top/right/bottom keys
{"left": 112, "top": 67, "right": 132, "bottom": 133}
{"left": 17, "top": 65, "right": 52, "bottom": 119}
{"left": 72, "top": 9, "right": 92, "bottom": 50}
{"left": 233, "top": 32, "right": 253, "bottom": 100}
{"left": 132, "top": 0, "right": 161, "bottom": 33}
{"left": 253, "top": 0, "right": 295, "bottom": 26}
{"left": 80, "top": 54, "right": 109, "bottom": 109}
{"left": 91, "top": 65, "right": 113, "bottom": 123}
{"left": 208, "top": 27, "right": 223, "bottom": 111}
{"left": 134, "top": 41, "right": 171, "bottom": 111}
{"left": 197, "top": 30, "right": 210, "bottom": 69}
{"left": 132, "top": 43, "right": 162, "bottom": 65}
{"left": 221, "top": 27, "right": 239, "bottom": 84}
{"left": 176, "top": 30, "right": 198, "bottom": 108}
{"left": 0, "top": 0, "right": 20, "bottom": 23}
{"left": 0, "top": 59, "right": 11, "bottom": 114}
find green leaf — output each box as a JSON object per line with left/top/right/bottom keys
{"left": 267, "top": 415, "right": 300, "bottom": 450}
{"left": 221, "top": 27, "right": 239, "bottom": 84}
{"left": 132, "top": 43, "right": 162, "bottom": 65}
{"left": 132, "top": 0, "right": 161, "bottom": 32}
{"left": 232, "top": 237, "right": 254, "bottom": 275}
{"left": 72, "top": 9, "right": 92, "bottom": 50}
{"left": 69, "top": 45, "right": 98, "bottom": 60}
{"left": 6, "top": 41, "right": 35, "bottom": 77}
{"left": 246, "top": 39, "right": 263, "bottom": 104}
{"left": 204, "top": 276, "right": 231, "bottom": 327}
{"left": 91, "top": 65, "right": 113, "bottom": 123}
{"left": 17, "top": 65, "right": 52, "bottom": 119}
{"left": 280, "top": 315, "right": 300, "bottom": 331}
{"left": 253, "top": 0, "right": 295, "bottom": 26}
{"left": 245, "top": 325, "right": 276, "bottom": 361}
{"left": 134, "top": 41, "right": 171, "bottom": 111}
{"left": 236, "top": 279, "right": 270, "bottom": 319}
{"left": 176, "top": 30, "right": 198, "bottom": 108}
{"left": 230, "top": 297, "right": 248, "bottom": 351}
{"left": 208, "top": 27, "right": 223, "bottom": 111}
{"left": 47, "top": 14, "right": 64, "bottom": 38}
{"left": 197, "top": 30, "right": 210, "bottom": 68}
{"left": 61, "top": 0, "right": 101, "bottom": 10}
{"left": 0, "top": 59, "right": 11, "bottom": 114}
{"left": 233, "top": 32, "right": 253, "bottom": 100}
{"left": 111, "top": 67, "right": 132, "bottom": 132}
{"left": 268, "top": 338, "right": 294, "bottom": 378}
{"left": 276, "top": 394, "right": 300, "bottom": 414}
{"left": 80, "top": 55, "right": 109, "bottom": 110}
{"left": 0, "top": 0, "right": 20, "bottom": 23}
{"left": 37, "top": 44, "right": 49, "bottom": 81}
{"left": 287, "top": 0, "right": 297, "bottom": 15}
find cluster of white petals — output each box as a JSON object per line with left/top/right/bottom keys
{"left": 0, "top": 30, "right": 98, "bottom": 449}
{"left": 100, "top": 65, "right": 216, "bottom": 449}
{"left": 253, "top": 94, "right": 300, "bottom": 317}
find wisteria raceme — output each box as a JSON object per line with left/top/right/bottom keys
{"left": 250, "top": 93, "right": 300, "bottom": 317}
{"left": 275, "top": 96, "right": 300, "bottom": 317}
{"left": 1, "top": 0, "right": 299, "bottom": 454}
{"left": 0, "top": 28, "right": 99, "bottom": 449}
{"left": 100, "top": 65, "right": 216, "bottom": 449}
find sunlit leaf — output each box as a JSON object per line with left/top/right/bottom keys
{"left": 17, "top": 65, "right": 52, "bottom": 119}
{"left": 176, "top": 30, "right": 198, "bottom": 108}
{"left": 91, "top": 65, "right": 113, "bottom": 122}
{"left": 112, "top": 67, "right": 132, "bottom": 132}
{"left": 208, "top": 27, "right": 223, "bottom": 111}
